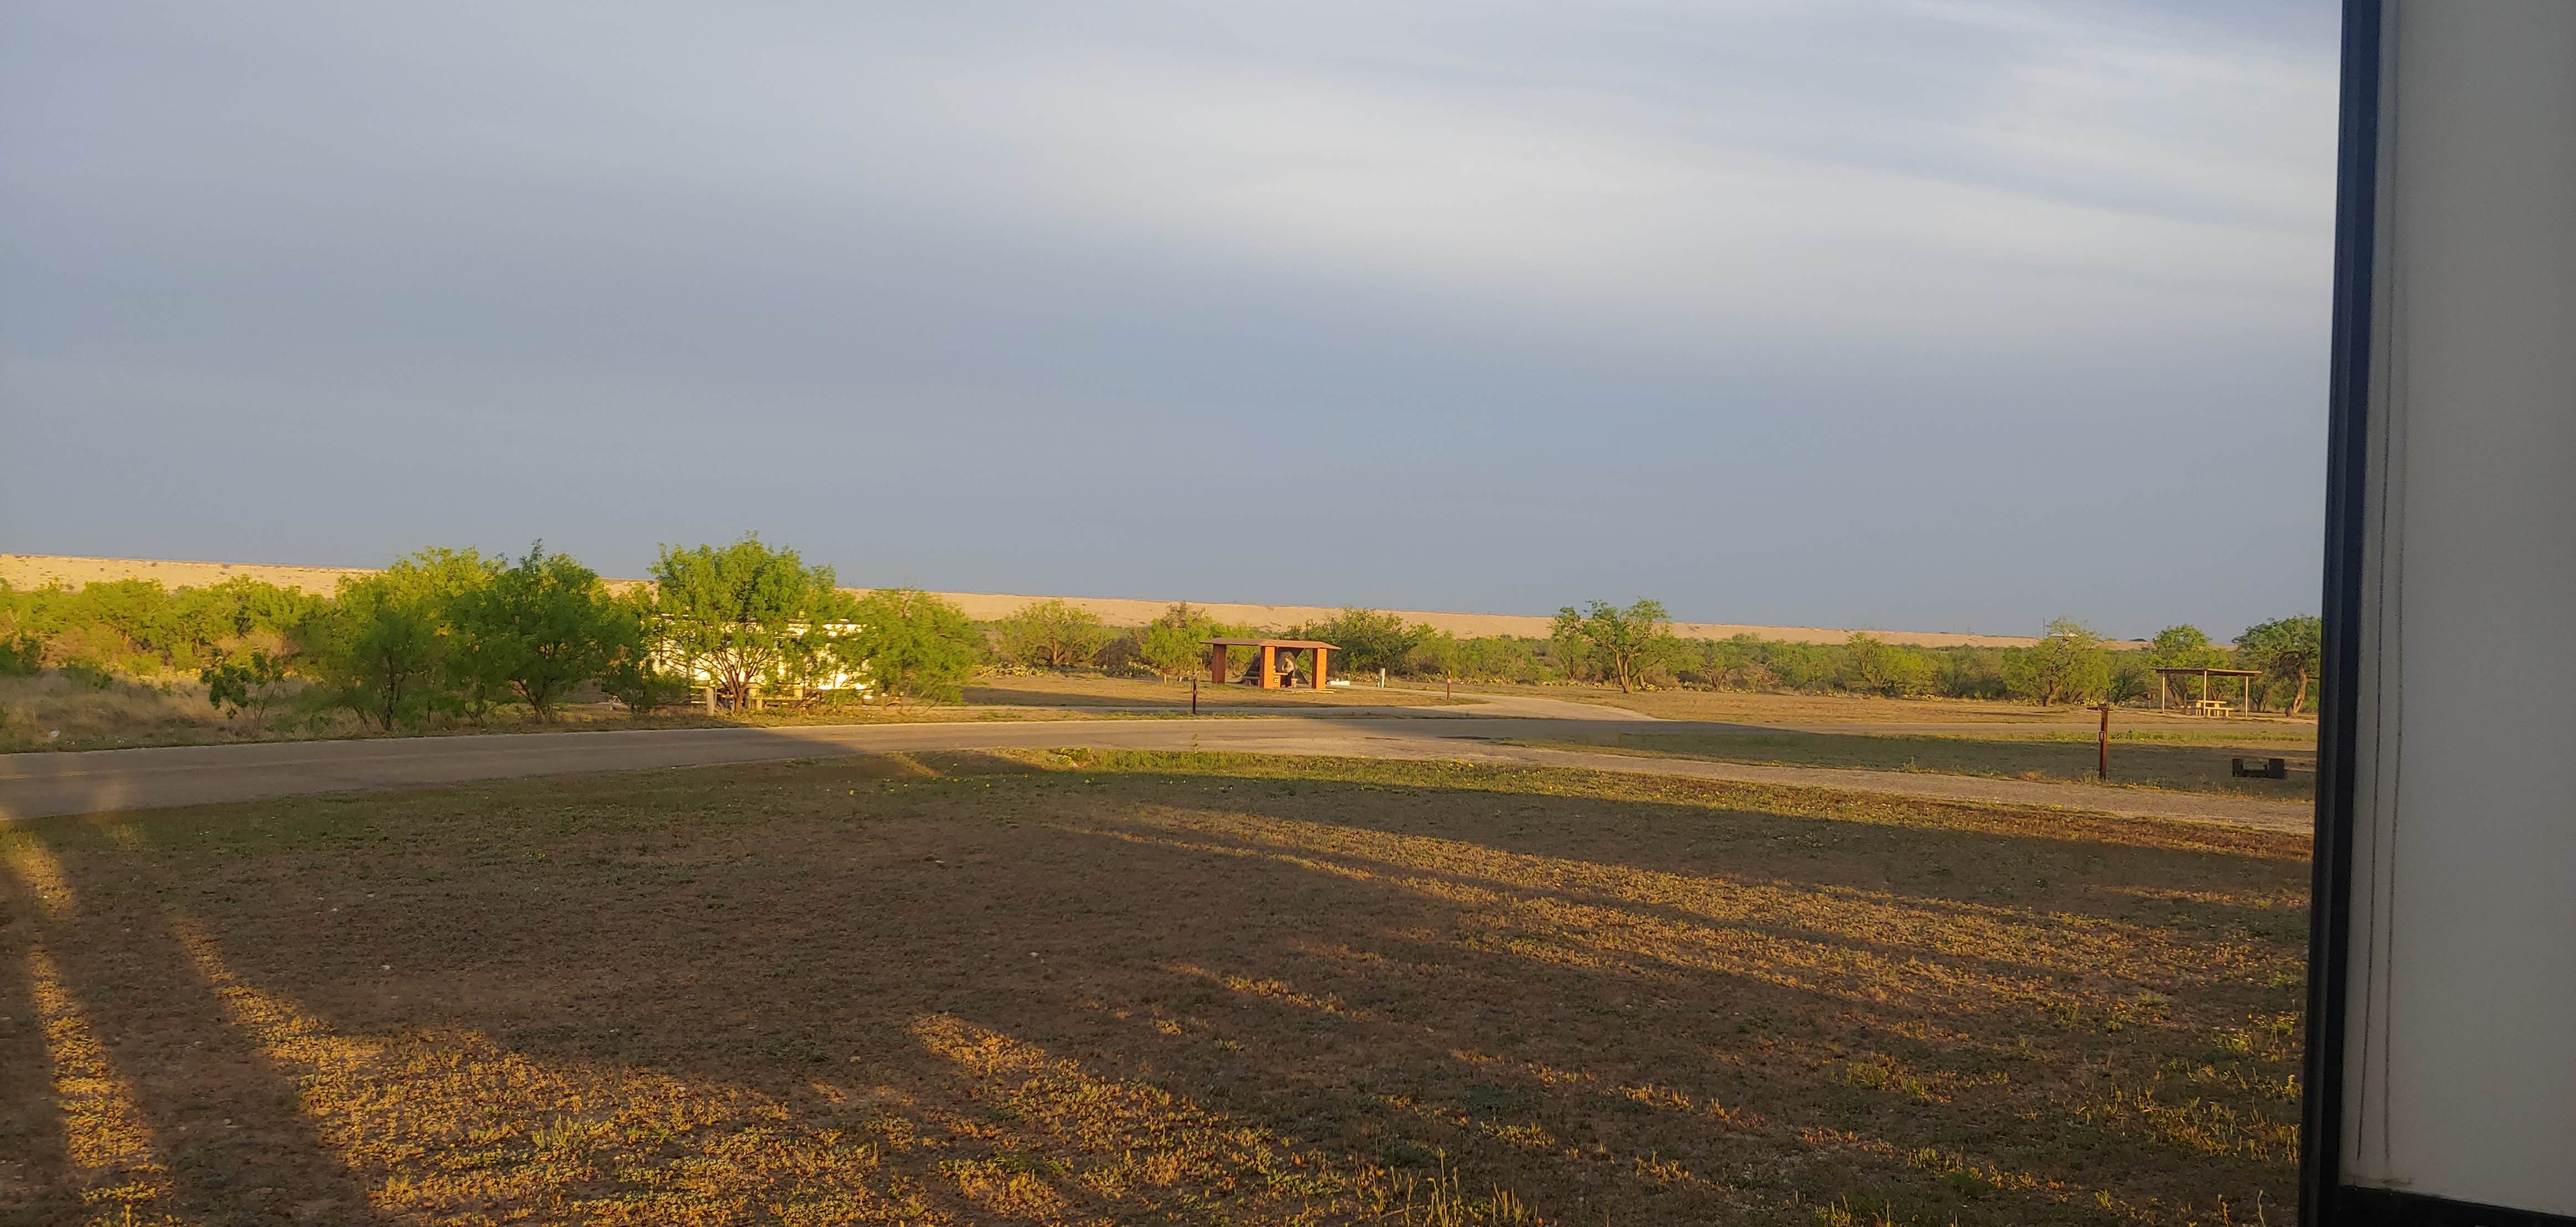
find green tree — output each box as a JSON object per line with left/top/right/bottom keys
{"left": 2236, "top": 615, "right": 2323, "bottom": 715}
{"left": 0, "top": 632, "right": 39, "bottom": 676}
{"left": 844, "top": 589, "right": 981, "bottom": 701}
{"left": 1933, "top": 647, "right": 2010, "bottom": 700}
{"left": 458, "top": 544, "right": 633, "bottom": 721}
{"left": 1138, "top": 602, "right": 1221, "bottom": 677}
{"left": 1286, "top": 608, "right": 1428, "bottom": 677}
{"left": 2149, "top": 624, "right": 2217, "bottom": 663}
{"left": 647, "top": 535, "right": 844, "bottom": 711}
{"left": 2144, "top": 623, "right": 2230, "bottom": 708}
{"left": 302, "top": 548, "right": 495, "bottom": 730}
{"left": 599, "top": 590, "right": 682, "bottom": 714}
{"left": 995, "top": 599, "right": 1110, "bottom": 668}
{"left": 2006, "top": 617, "right": 2113, "bottom": 707}
{"left": 1837, "top": 633, "right": 1931, "bottom": 697}
{"left": 200, "top": 649, "right": 293, "bottom": 720}
{"left": 1550, "top": 599, "right": 1679, "bottom": 694}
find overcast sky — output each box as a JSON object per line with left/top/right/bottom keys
{"left": 1, "top": 0, "right": 2339, "bottom": 637}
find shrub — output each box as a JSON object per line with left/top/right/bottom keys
{"left": 0, "top": 575, "right": 320, "bottom": 677}
{"left": 1137, "top": 604, "right": 1216, "bottom": 677}
{"left": 647, "top": 535, "right": 846, "bottom": 710}
{"left": 455, "top": 544, "right": 635, "bottom": 721}
{"left": 1933, "top": 648, "right": 2009, "bottom": 700}
{"left": 2236, "top": 615, "right": 2322, "bottom": 715}
{"left": 2006, "top": 617, "right": 2113, "bottom": 706}
{"left": 601, "top": 590, "right": 684, "bottom": 713}
{"left": 1837, "top": 633, "right": 1933, "bottom": 697}
{"left": 1551, "top": 600, "right": 1680, "bottom": 694}
{"left": 844, "top": 589, "right": 981, "bottom": 701}
{"left": 1284, "top": 609, "right": 1427, "bottom": 676}
{"left": 995, "top": 599, "right": 1111, "bottom": 668}
{"left": 299, "top": 548, "right": 496, "bottom": 730}
{"left": 201, "top": 649, "right": 295, "bottom": 720}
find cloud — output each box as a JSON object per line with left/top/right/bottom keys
{"left": 0, "top": 0, "right": 2342, "bottom": 631}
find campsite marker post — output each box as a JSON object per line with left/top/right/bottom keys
{"left": 2094, "top": 704, "right": 2112, "bottom": 781}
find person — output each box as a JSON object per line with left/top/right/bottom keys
{"left": 1276, "top": 651, "right": 1302, "bottom": 688}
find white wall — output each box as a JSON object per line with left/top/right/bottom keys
{"left": 2340, "top": 1, "right": 2576, "bottom": 1213}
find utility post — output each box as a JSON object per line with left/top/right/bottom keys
{"left": 1191, "top": 677, "right": 1198, "bottom": 716}
{"left": 2092, "top": 703, "right": 2113, "bottom": 781}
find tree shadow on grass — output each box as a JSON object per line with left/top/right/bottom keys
{"left": 1, "top": 828, "right": 383, "bottom": 1226}
{"left": 2, "top": 751, "right": 2307, "bottom": 1225}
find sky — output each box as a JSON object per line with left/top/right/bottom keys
{"left": 0, "top": 0, "right": 2342, "bottom": 638}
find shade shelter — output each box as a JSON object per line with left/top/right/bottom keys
{"left": 1204, "top": 638, "right": 1338, "bottom": 690}
{"left": 2154, "top": 666, "right": 2261, "bottom": 716}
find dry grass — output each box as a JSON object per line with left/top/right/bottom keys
{"left": 966, "top": 672, "right": 1473, "bottom": 710}
{"left": 1521, "top": 731, "right": 2317, "bottom": 800}
{"left": 0, "top": 672, "right": 1175, "bottom": 755}
{"left": 0, "top": 752, "right": 2308, "bottom": 1225}
{"left": 1451, "top": 685, "right": 2315, "bottom": 732}
{"left": 0, "top": 672, "right": 284, "bottom": 753}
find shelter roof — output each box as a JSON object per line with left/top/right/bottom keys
{"left": 1203, "top": 638, "right": 1339, "bottom": 649}
{"left": 2152, "top": 666, "right": 2263, "bottom": 676}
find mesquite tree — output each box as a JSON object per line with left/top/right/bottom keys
{"left": 1551, "top": 599, "right": 1679, "bottom": 694}
{"left": 647, "top": 536, "right": 846, "bottom": 711}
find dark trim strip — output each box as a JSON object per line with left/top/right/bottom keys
{"left": 2336, "top": 1187, "right": 2576, "bottom": 1227}
{"left": 2300, "top": 1, "right": 2384, "bottom": 1224}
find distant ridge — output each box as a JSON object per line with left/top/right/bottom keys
{"left": 0, "top": 554, "right": 2142, "bottom": 650}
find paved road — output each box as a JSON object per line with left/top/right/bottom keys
{"left": 0, "top": 715, "right": 2310, "bottom": 833}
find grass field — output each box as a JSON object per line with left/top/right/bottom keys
{"left": 2, "top": 670, "right": 1455, "bottom": 755}
{"left": 964, "top": 673, "right": 1473, "bottom": 710}
{"left": 1521, "top": 731, "right": 2317, "bottom": 801}
{"left": 1442, "top": 685, "right": 2315, "bottom": 732}
{"left": 1, "top": 752, "right": 2307, "bottom": 1225}
{"left": 0, "top": 673, "right": 1199, "bottom": 755}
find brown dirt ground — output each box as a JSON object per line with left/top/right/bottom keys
{"left": 1453, "top": 687, "right": 2315, "bottom": 732}
{"left": 1519, "top": 731, "right": 2318, "bottom": 802}
{"left": 0, "top": 681, "right": 1182, "bottom": 755}
{"left": 0, "top": 752, "right": 2307, "bottom": 1226}
{"left": 965, "top": 674, "right": 1473, "bottom": 711}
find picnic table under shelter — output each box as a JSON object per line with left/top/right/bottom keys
{"left": 1204, "top": 638, "right": 1339, "bottom": 689}
{"left": 2156, "top": 666, "right": 2263, "bottom": 717}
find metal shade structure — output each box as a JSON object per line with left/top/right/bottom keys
{"left": 2153, "top": 666, "right": 2261, "bottom": 716}
{"left": 2302, "top": 3, "right": 2576, "bottom": 1224}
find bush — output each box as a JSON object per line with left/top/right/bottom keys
{"left": 60, "top": 662, "right": 116, "bottom": 690}
{"left": 1134, "top": 603, "right": 1259, "bottom": 678}
{"left": 0, "top": 575, "right": 321, "bottom": 677}
{"left": 995, "top": 599, "right": 1111, "bottom": 668}
{"left": 1551, "top": 600, "right": 1680, "bottom": 694}
{"left": 844, "top": 589, "right": 981, "bottom": 701}
{"left": 1138, "top": 604, "right": 1213, "bottom": 677}
{"left": 2006, "top": 617, "right": 2113, "bottom": 706}
{"left": 1837, "top": 633, "right": 1933, "bottom": 697}
{"left": 602, "top": 589, "right": 688, "bottom": 715}
{"left": 455, "top": 544, "right": 636, "bottom": 721}
{"left": 201, "top": 650, "right": 294, "bottom": 719}
{"left": 2236, "top": 615, "right": 2321, "bottom": 715}
{"left": 1933, "top": 648, "right": 2009, "bottom": 700}
{"left": 1284, "top": 609, "right": 1427, "bottom": 677}
{"left": 647, "top": 535, "right": 847, "bottom": 710}
{"left": 1412, "top": 631, "right": 1551, "bottom": 683}
{"left": 0, "top": 633, "right": 40, "bottom": 677}
{"left": 299, "top": 548, "right": 496, "bottom": 730}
